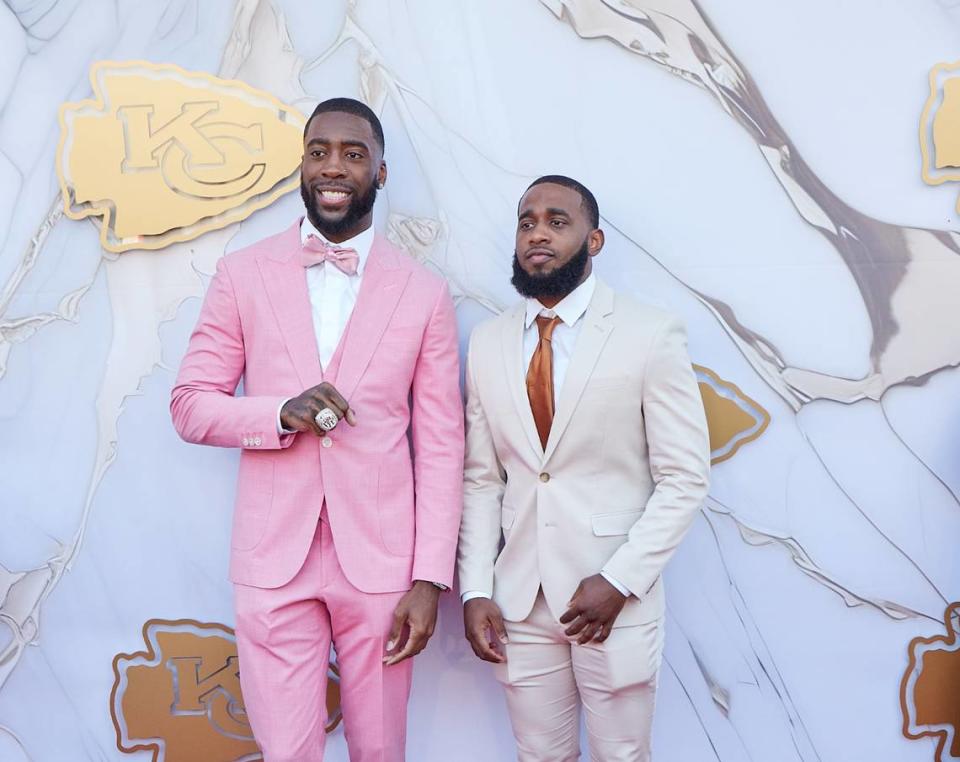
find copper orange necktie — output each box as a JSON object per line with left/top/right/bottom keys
{"left": 526, "top": 315, "right": 561, "bottom": 450}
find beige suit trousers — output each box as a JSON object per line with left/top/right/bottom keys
{"left": 493, "top": 592, "right": 664, "bottom": 762}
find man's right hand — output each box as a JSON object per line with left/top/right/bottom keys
{"left": 280, "top": 382, "right": 357, "bottom": 437}
{"left": 463, "top": 597, "right": 508, "bottom": 663}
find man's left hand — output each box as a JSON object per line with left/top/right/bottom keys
{"left": 383, "top": 581, "right": 441, "bottom": 666}
{"left": 559, "top": 574, "right": 628, "bottom": 644}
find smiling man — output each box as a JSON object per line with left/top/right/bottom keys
{"left": 171, "top": 98, "right": 464, "bottom": 761}
{"left": 458, "top": 175, "right": 711, "bottom": 761}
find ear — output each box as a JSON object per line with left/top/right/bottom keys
{"left": 377, "top": 161, "right": 387, "bottom": 190}
{"left": 588, "top": 228, "right": 605, "bottom": 256}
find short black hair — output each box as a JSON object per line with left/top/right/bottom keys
{"left": 304, "top": 97, "right": 385, "bottom": 153}
{"left": 525, "top": 175, "right": 599, "bottom": 228}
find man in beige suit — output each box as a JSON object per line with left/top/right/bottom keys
{"left": 458, "top": 175, "right": 711, "bottom": 761}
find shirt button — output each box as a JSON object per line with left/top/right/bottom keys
{"left": 242, "top": 437, "right": 250, "bottom": 447}
{"left": 253, "top": 437, "right": 262, "bottom": 446}
{"left": 539, "top": 472, "right": 550, "bottom": 483}
{"left": 322, "top": 437, "right": 333, "bottom": 449}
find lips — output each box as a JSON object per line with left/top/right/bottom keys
{"left": 524, "top": 247, "right": 555, "bottom": 265}
{"left": 314, "top": 186, "right": 353, "bottom": 209}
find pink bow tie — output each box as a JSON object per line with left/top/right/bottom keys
{"left": 300, "top": 235, "right": 359, "bottom": 275}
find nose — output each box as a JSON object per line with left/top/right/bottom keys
{"left": 528, "top": 222, "right": 550, "bottom": 245}
{"left": 320, "top": 155, "right": 347, "bottom": 179}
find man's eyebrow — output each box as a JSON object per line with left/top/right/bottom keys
{"left": 306, "top": 137, "right": 371, "bottom": 151}
{"left": 517, "top": 206, "right": 573, "bottom": 220}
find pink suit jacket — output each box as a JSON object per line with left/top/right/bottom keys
{"left": 170, "top": 219, "right": 464, "bottom": 592}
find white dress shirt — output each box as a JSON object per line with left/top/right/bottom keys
{"left": 302, "top": 217, "right": 374, "bottom": 366}
{"left": 462, "top": 274, "right": 630, "bottom": 602}
{"left": 275, "top": 218, "right": 374, "bottom": 434}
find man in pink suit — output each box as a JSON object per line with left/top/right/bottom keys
{"left": 170, "top": 98, "right": 464, "bottom": 762}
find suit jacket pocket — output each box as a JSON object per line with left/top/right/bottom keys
{"left": 582, "top": 375, "right": 628, "bottom": 393}
{"left": 591, "top": 509, "right": 643, "bottom": 537}
{"left": 231, "top": 458, "right": 275, "bottom": 550}
{"left": 379, "top": 326, "right": 424, "bottom": 348}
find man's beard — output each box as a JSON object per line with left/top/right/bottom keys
{"left": 300, "top": 177, "right": 378, "bottom": 239}
{"left": 511, "top": 239, "right": 590, "bottom": 300}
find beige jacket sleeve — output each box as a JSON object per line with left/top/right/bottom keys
{"left": 457, "top": 333, "right": 507, "bottom": 597}
{"left": 601, "top": 316, "right": 710, "bottom": 598}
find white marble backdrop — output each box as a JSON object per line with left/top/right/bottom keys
{"left": 2, "top": 1, "right": 959, "bottom": 760}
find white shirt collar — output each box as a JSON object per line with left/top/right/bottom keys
{"left": 524, "top": 273, "right": 596, "bottom": 329}
{"left": 300, "top": 216, "right": 375, "bottom": 275}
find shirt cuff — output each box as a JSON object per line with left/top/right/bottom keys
{"left": 461, "top": 590, "right": 490, "bottom": 604}
{"left": 600, "top": 571, "right": 630, "bottom": 598}
{"left": 276, "top": 398, "right": 298, "bottom": 435}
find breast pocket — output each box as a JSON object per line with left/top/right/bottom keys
{"left": 377, "top": 339, "right": 418, "bottom": 354}
{"left": 584, "top": 375, "right": 629, "bottom": 393}
{"left": 381, "top": 323, "right": 424, "bottom": 346}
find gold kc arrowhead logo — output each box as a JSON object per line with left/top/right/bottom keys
{"left": 57, "top": 61, "right": 305, "bottom": 252}
{"left": 111, "top": 619, "right": 343, "bottom": 762}
{"left": 920, "top": 60, "right": 960, "bottom": 211}
{"left": 901, "top": 603, "right": 960, "bottom": 762}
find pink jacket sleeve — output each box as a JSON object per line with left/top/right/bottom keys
{"left": 170, "top": 256, "right": 294, "bottom": 451}
{"left": 408, "top": 281, "right": 465, "bottom": 588}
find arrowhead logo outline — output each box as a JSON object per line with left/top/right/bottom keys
{"left": 57, "top": 60, "right": 305, "bottom": 253}
{"left": 901, "top": 602, "right": 960, "bottom": 762}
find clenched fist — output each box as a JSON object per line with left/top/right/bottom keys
{"left": 280, "top": 381, "right": 357, "bottom": 437}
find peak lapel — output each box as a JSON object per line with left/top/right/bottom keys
{"left": 501, "top": 302, "right": 544, "bottom": 458}
{"left": 542, "top": 280, "right": 615, "bottom": 464}
{"left": 334, "top": 238, "right": 410, "bottom": 401}
{"left": 257, "top": 220, "right": 324, "bottom": 390}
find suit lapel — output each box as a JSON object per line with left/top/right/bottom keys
{"left": 542, "top": 279, "right": 615, "bottom": 464}
{"left": 258, "top": 219, "right": 324, "bottom": 390}
{"left": 334, "top": 237, "right": 410, "bottom": 401}
{"left": 501, "top": 302, "right": 544, "bottom": 458}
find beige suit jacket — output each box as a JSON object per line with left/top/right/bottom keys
{"left": 457, "top": 279, "right": 710, "bottom": 627}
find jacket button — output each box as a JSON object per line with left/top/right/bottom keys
{"left": 539, "top": 472, "right": 550, "bottom": 483}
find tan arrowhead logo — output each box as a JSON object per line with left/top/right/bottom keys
{"left": 110, "top": 619, "right": 342, "bottom": 762}
{"left": 695, "top": 365, "right": 770, "bottom": 464}
{"left": 57, "top": 61, "right": 304, "bottom": 252}
{"left": 901, "top": 603, "right": 960, "bottom": 761}
{"left": 921, "top": 62, "right": 960, "bottom": 193}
